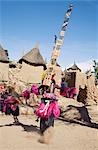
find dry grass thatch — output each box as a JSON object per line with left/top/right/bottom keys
{"left": 0, "top": 45, "right": 9, "bottom": 62}
{"left": 67, "top": 63, "right": 81, "bottom": 72}
{"left": 18, "top": 47, "right": 46, "bottom": 69}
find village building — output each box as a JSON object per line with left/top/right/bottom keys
{"left": 16, "top": 47, "right": 46, "bottom": 84}
{"left": 63, "top": 62, "right": 98, "bottom": 104}
{"left": 64, "top": 63, "right": 87, "bottom": 92}
{"left": 0, "top": 45, "right": 9, "bottom": 83}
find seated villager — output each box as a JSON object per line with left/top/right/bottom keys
{"left": 69, "top": 87, "right": 77, "bottom": 99}
{"left": 60, "top": 78, "right": 77, "bottom": 99}
{"left": 60, "top": 78, "right": 68, "bottom": 97}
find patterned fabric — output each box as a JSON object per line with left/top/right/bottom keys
{"left": 43, "top": 4, "right": 73, "bottom": 86}
{"left": 35, "top": 100, "right": 60, "bottom": 119}
{"left": 56, "top": 4, "right": 73, "bottom": 48}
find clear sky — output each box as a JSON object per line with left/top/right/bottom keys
{"left": 0, "top": 0, "right": 98, "bottom": 69}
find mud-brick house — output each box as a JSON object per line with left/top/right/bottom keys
{"left": 64, "top": 63, "right": 97, "bottom": 104}
{"left": 0, "top": 45, "right": 9, "bottom": 82}
{"left": 65, "top": 63, "right": 87, "bottom": 92}
{"left": 18, "top": 47, "right": 46, "bottom": 84}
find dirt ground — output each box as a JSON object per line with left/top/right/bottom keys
{"left": 0, "top": 113, "right": 98, "bottom": 150}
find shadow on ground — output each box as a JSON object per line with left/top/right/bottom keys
{"left": 0, "top": 122, "right": 40, "bottom": 134}
{"left": 0, "top": 105, "right": 98, "bottom": 131}
{"left": 59, "top": 105, "right": 98, "bottom": 129}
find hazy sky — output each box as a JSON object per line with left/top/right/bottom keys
{"left": 0, "top": 0, "right": 98, "bottom": 68}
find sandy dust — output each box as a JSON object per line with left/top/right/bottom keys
{"left": 0, "top": 113, "right": 98, "bottom": 150}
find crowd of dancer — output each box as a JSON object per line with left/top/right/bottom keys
{"left": 0, "top": 76, "right": 77, "bottom": 143}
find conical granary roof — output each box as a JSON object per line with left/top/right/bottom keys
{"left": 19, "top": 47, "right": 46, "bottom": 68}
{"left": 67, "top": 63, "right": 81, "bottom": 72}
{"left": 0, "top": 44, "right": 9, "bottom": 62}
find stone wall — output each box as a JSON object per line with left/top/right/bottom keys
{"left": 0, "top": 62, "right": 9, "bottom": 82}
{"left": 86, "top": 75, "right": 98, "bottom": 104}
{"left": 15, "top": 62, "right": 44, "bottom": 84}
{"left": 75, "top": 72, "right": 87, "bottom": 93}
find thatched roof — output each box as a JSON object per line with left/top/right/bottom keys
{"left": 19, "top": 47, "right": 46, "bottom": 69}
{"left": 0, "top": 44, "right": 9, "bottom": 63}
{"left": 67, "top": 63, "right": 81, "bottom": 72}
{"left": 9, "top": 61, "right": 17, "bottom": 68}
